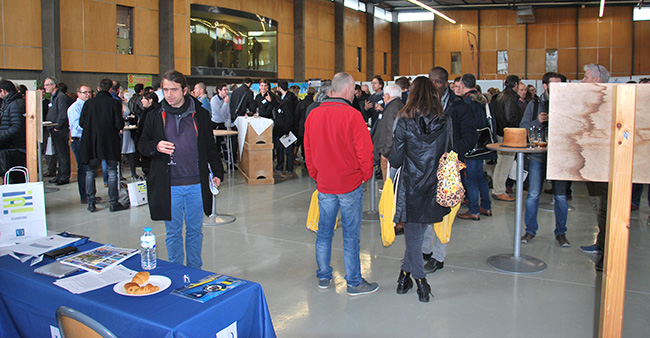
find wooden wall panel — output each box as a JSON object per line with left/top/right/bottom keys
{"left": 598, "top": 21, "right": 612, "bottom": 47}
{"left": 60, "top": 0, "right": 84, "bottom": 50}
{"left": 117, "top": 54, "right": 136, "bottom": 73}
{"left": 422, "top": 21, "right": 433, "bottom": 53}
{"left": 136, "top": 55, "right": 158, "bottom": 74}
{"left": 5, "top": 47, "right": 42, "bottom": 70}
{"left": 84, "top": 0, "right": 115, "bottom": 53}
{"left": 546, "top": 24, "right": 558, "bottom": 49}
{"left": 527, "top": 25, "right": 545, "bottom": 50}
{"left": 579, "top": 22, "right": 598, "bottom": 48}
{"left": 135, "top": 0, "right": 157, "bottom": 10}
{"left": 612, "top": 20, "right": 632, "bottom": 47}
{"left": 61, "top": 50, "right": 84, "bottom": 72}
{"left": 558, "top": 24, "right": 577, "bottom": 48}
{"left": 304, "top": 0, "right": 334, "bottom": 79}
{"left": 611, "top": 47, "right": 632, "bottom": 75}
{"left": 527, "top": 48, "right": 546, "bottom": 75}
{"left": 4, "top": 0, "right": 42, "bottom": 47}
{"left": 134, "top": 7, "right": 159, "bottom": 56}
{"left": 85, "top": 52, "right": 115, "bottom": 72}
{"left": 558, "top": 48, "right": 577, "bottom": 78}
{"left": 117, "top": 0, "right": 135, "bottom": 6}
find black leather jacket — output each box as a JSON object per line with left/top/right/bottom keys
{"left": 0, "top": 92, "right": 26, "bottom": 149}
{"left": 493, "top": 87, "right": 523, "bottom": 136}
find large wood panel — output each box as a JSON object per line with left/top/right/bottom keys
{"left": 547, "top": 83, "right": 650, "bottom": 183}
{"left": 5, "top": 47, "right": 42, "bottom": 70}
{"left": 136, "top": 55, "right": 159, "bottom": 74}
{"left": 4, "top": 0, "right": 41, "bottom": 47}
{"left": 60, "top": 0, "right": 84, "bottom": 50}
{"left": 61, "top": 50, "right": 84, "bottom": 72}
{"left": 84, "top": 0, "right": 115, "bottom": 53}
{"left": 133, "top": 7, "right": 159, "bottom": 56}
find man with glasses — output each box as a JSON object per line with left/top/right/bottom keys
{"left": 44, "top": 77, "right": 71, "bottom": 185}
{"left": 67, "top": 84, "right": 94, "bottom": 204}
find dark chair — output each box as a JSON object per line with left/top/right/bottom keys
{"left": 56, "top": 306, "right": 118, "bottom": 338}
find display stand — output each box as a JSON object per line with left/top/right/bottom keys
{"left": 236, "top": 119, "right": 274, "bottom": 185}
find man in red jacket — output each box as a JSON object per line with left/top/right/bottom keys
{"left": 304, "top": 72, "right": 378, "bottom": 296}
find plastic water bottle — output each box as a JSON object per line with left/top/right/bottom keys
{"left": 140, "top": 227, "right": 157, "bottom": 270}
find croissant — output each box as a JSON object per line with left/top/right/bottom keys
{"left": 133, "top": 283, "right": 160, "bottom": 295}
{"left": 132, "top": 271, "right": 150, "bottom": 285}
{"left": 124, "top": 282, "right": 140, "bottom": 294}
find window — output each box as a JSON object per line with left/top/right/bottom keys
{"left": 497, "top": 50, "right": 508, "bottom": 74}
{"left": 357, "top": 47, "right": 362, "bottom": 72}
{"left": 546, "top": 49, "right": 558, "bottom": 73}
{"left": 398, "top": 11, "right": 434, "bottom": 22}
{"left": 190, "top": 5, "right": 278, "bottom": 72}
{"left": 451, "top": 52, "right": 461, "bottom": 75}
{"left": 633, "top": 6, "right": 650, "bottom": 21}
{"left": 383, "top": 52, "right": 387, "bottom": 75}
{"left": 344, "top": 0, "right": 366, "bottom": 12}
{"left": 374, "top": 7, "right": 392, "bottom": 22}
{"left": 116, "top": 6, "right": 133, "bottom": 54}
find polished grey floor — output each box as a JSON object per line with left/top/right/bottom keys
{"left": 43, "top": 165, "right": 650, "bottom": 337}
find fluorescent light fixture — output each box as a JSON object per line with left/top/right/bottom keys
{"left": 599, "top": 0, "right": 605, "bottom": 17}
{"left": 407, "top": 0, "right": 456, "bottom": 24}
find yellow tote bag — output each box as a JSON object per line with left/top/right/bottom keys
{"left": 306, "top": 190, "right": 338, "bottom": 232}
{"left": 433, "top": 203, "right": 461, "bottom": 244}
{"left": 378, "top": 177, "right": 396, "bottom": 247}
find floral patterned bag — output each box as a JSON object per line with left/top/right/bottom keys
{"left": 435, "top": 150, "right": 466, "bottom": 207}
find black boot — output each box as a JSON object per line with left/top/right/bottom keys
{"left": 396, "top": 270, "right": 413, "bottom": 294}
{"left": 415, "top": 277, "right": 433, "bottom": 302}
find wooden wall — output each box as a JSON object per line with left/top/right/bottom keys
{"left": 305, "top": 0, "right": 335, "bottom": 80}
{"left": 374, "top": 16, "right": 392, "bottom": 79}
{"left": 401, "top": 5, "right": 647, "bottom": 80}
{"left": 344, "top": 8, "right": 366, "bottom": 81}
{"left": 59, "top": 0, "right": 159, "bottom": 75}
{"left": 0, "top": 0, "right": 43, "bottom": 70}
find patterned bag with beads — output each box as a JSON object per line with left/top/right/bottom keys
{"left": 435, "top": 150, "right": 466, "bottom": 207}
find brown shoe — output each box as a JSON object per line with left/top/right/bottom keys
{"left": 555, "top": 234, "right": 571, "bottom": 247}
{"left": 479, "top": 208, "right": 492, "bottom": 216}
{"left": 457, "top": 211, "right": 480, "bottom": 221}
{"left": 521, "top": 233, "right": 535, "bottom": 244}
{"left": 494, "top": 193, "right": 515, "bottom": 201}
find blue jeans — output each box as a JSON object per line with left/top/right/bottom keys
{"left": 86, "top": 159, "right": 118, "bottom": 205}
{"left": 465, "top": 159, "right": 491, "bottom": 215}
{"left": 315, "top": 185, "right": 363, "bottom": 286}
{"left": 70, "top": 139, "right": 87, "bottom": 201}
{"left": 524, "top": 160, "right": 567, "bottom": 236}
{"left": 166, "top": 184, "right": 204, "bottom": 269}
{"left": 551, "top": 180, "right": 569, "bottom": 236}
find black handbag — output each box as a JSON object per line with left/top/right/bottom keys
{"left": 465, "top": 103, "right": 496, "bottom": 158}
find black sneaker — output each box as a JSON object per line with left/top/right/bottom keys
{"left": 424, "top": 258, "right": 444, "bottom": 274}
{"left": 521, "top": 233, "right": 535, "bottom": 244}
{"left": 318, "top": 279, "right": 330, "bottom": 289}
{"left": 346, "top": 279, "right": 379, "bottom": 296}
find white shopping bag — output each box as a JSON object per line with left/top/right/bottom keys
{"left": 0, "top": 167, "right": 47, "bottom": 246}
{"left": 127, "top": 180, "right": 148, "bottom": 207}
{"left": 508, "top": 160, "right": 528, "bottom": 181}
{"left": 45, "top": 135, "right": 54, "bottom": 156}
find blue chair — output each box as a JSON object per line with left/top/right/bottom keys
{"left": 56, "top": 306, "right": 118, "bottom": 338}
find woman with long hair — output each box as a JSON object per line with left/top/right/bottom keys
{"left": 388, "top": 76, "right": 451, "bottom": 303}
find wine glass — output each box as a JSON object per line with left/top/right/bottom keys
{"left": 538, "top": 127, "right": 548, "bottom": 148}
{"left": 167, "top": 144, "right": 177, "bottom": 166}
{"left": 528, "top": 126, "right": 538, "bottom": 149}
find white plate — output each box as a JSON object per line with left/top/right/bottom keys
{"left": 113, "top": 275, "right": 171, "bottom": 296}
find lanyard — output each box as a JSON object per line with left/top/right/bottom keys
{"left": 162, "top": 110, "right": 198, "bottom": 136}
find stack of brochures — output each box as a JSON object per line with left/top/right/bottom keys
{"left": 172, "top": 274, "right": 245, "bottom": 303}
{"left": 59, "top": 245, "right": 139, "bottom": 273}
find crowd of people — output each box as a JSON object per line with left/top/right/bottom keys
{"left": 1, "top": 64, "right": 649, "bottom": 303}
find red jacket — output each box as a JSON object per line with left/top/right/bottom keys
{"left": 304, "top": 98, "right": 373, "bottom": 194}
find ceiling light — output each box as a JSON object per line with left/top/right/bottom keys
{"left": 599, "top": 0, "right": 606, "bottom": 17}
{"left": 407, "top": 0, "right": 456, "bottom": 24}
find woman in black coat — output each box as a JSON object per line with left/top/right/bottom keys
{"left": 388, "top": 76, "right": 451, "bottom": 303}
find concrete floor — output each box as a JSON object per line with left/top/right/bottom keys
{"left": 43, "top": 165, "right": 650, "bottom": 337}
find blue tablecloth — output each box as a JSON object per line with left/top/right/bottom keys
{"left": 0, "top": 242, "right": 276, "bottom": 338}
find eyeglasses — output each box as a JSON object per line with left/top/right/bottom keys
{"left": 44, "top": 83, "right": 54, "bottom": 87}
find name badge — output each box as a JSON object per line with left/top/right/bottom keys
{"left": 262, "top": 99, "right": 267, "bottom": 104}
{"left": 278, "top": 109, "right": 282, "bottom": 114}
{"left": 378, "top": 100, "right": 384, "bottom": 106}
{"left": 48, "top": 103, "right": 52, "bottom": 108}
{"left": 378, "top": 113, "right": 383, "bottom": 120}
